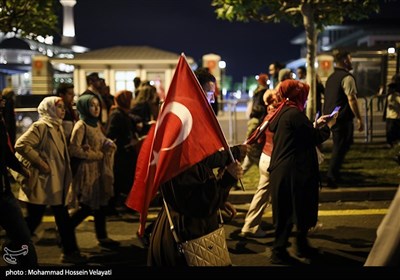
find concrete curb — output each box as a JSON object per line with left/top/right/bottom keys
{"left": 228, "top": 186, "right": 398, "bottom": 204}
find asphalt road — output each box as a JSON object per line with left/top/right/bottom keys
{"left": 1, "top": 201, "right": 396, "bottom": 278}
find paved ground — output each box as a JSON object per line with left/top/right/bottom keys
{"left": 1, "top": 201, "right": 395, "bottom": 279}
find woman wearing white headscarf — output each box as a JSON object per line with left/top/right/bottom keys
{"left": 14, "top": 96, "right": 86, "bottom": 264}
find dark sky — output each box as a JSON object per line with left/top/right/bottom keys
{"left": 57, "top": 0, "right": 399, "bottom": 84}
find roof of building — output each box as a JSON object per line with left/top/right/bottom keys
{"left": 0, "top": 37, "right": 31, "bottom": 50}
{"left": 73, "top": 45, "right": 186, "bottom": 60}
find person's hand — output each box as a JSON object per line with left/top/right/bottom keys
{"left": 226, "top": 160, "right": 243, "bottom": 180}
{"left": 21, "top": 166, "right": 31, "bottom": 178}
{"left": 221, "top": 201, "right": 237, "bottom": 220}
{"left": 315, "top": 113, "right": 337, "bottom": 129}
{"left": 38, "top": 160, "right": 50, "bottom": 174}
{"left": 136, "top": 122, "right": 144, "bottom": 131}
{"left": 103, "top": 139, "right": 116, "bottom": 152}
{"left": 82, "top": 144, "right": 90, "bottom": 152}
{"left": 356, "top": 118, "right": 364, "bottom": 132}
{"left": 235, "top": 144, "right": 248, "bottom": 162}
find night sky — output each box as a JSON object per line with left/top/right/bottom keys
{"left": 56, "top": 0, "right": 400, "bottom": 84}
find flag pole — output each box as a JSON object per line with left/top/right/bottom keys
{"left": 181, "top": 53, "right": 245, "bottom": 191}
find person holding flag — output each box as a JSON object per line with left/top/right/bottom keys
{"left": 125, "top": 54, "right": 246, "bottom": 266}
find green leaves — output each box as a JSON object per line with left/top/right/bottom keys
{"left": 211, "top": 0, "right": 380, "bottom": 27}
{"left": 0, "top": 0, "right": 59, "bottom": 39}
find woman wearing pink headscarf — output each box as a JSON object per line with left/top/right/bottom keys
{"left": 267, "top": 80, "right": 336, "bottom": 265}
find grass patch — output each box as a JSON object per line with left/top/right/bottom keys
{"left": 241, "top": 142, "right": 400, "bottom": 190}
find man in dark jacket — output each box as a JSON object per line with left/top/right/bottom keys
{"left": 323, "top": 50, "right": 364, "bottom": 188}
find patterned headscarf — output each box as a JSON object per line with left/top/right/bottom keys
{"left": 77, "top": 94, "right": 100, "bottom": 127}
{"left": 38, "top": 96, "right": 63, "bottom": 127}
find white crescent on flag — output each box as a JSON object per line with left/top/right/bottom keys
{"left": 155, "top": 101, "right": 193, "bottom": 151}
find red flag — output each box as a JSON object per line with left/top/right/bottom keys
{"left": 126, "top": 54, "right": 229, "bottom": 235}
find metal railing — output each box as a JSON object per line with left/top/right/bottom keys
{"left": 15, "top": 96, "right": 380, "bottom": 144}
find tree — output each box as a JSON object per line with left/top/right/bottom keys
{"left": 212, "top": 0, "right": 380, "bottom": 119}
{"left": 0, "top": 0, "right": 59, "bottom": 39}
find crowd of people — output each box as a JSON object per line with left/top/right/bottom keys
{"left": 0, "top": 72, "right": 161, "bottom": 266}
{"left": 1, "top": 49, "right": 397, "bottom": 267}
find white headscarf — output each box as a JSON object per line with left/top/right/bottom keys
{"left": 38, "top": 96, "right": 63, "bottom": 127}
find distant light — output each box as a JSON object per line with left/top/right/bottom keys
{"left": 388, "top": 47, "right": 395, "bottom": 54}
{"left": 71, "top": 45, "right": 89, "bottom": 53}
{"left": 255, "top": 75, "right": 259, "bottom": 80}
{"left": 37, "top": 36, "right": 45, "bottom": 43}
{"left": 44, "top": 36, "right": 53, "bottom": 45}
{"left": 314, "top": 62, "right": 319, "bottom": 68}
{"left": 219, "top": 60, "right": 226, "bottom": 69}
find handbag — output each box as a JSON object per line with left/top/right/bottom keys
{"left": 162, "top": 197, "right": 232, "bottom": 266}
{"left": 70, "top": 123, "right": 87, "bottom": 175}
{"left": 11, "top": 123, "right": 48, "bottom": 191}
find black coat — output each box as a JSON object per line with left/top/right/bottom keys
{"left": 106, "top": 108, "right": 138, "bottom": 195}
{"left": 148, "top": 147, "right": 241, "bottom": 266}
{"left": 268, "top": 106, "right": 330, "bottom": 229}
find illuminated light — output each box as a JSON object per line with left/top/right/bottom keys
{"left": 388, "top": 47, "right": 395, "bottom": 54}
{"left": 321, "top": 60, "right": 332, "bottom": 70}
{"left": 71, "top": 45, "right": 88, "bottom": 53}
{"left": 255, "top": 75, "right": 259, "bottom": 80}
{"left": 44, "top": 36, "right": 54, "bottom": 45}
{"left": 219, "top": 60, "right": 226, "bottom": 69}
{"left": 37, "top": 36, "right": 45, "bottom": 43}
{"left": 314, "top": 61, "right": 319, "bottom": 68}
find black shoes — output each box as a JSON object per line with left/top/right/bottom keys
{"left": 270, "top": 250, "right": 298, "bottom": 265}
{"left": 326, "top": 178, "right": 338, "bottom": 189}
{"left": 296, "top": 245, "right": 320, "bottom": 258}
{"left": 136, "top": 231, "right": 150, "bottom": 248}
{"left": 60, "top": 251, "right": 87, "bottom": 264}
{"left": 393, "top": 155, "right": 400, "bottom": 165}
{"left": 97, "top": 238, "right": 120, "bottom": 248}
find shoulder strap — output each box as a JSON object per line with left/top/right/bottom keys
{"left": 161, "top": 181, "right": 224, "bottom": 244}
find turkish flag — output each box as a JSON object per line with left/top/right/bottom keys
{"left": 126, "top": 54, "right": 229, "bottom": 235}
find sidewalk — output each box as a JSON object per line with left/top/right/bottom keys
{"left": 229, "top": 186, "right": 398, "bottom": 205}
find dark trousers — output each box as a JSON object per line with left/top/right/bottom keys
{"left": 327, "top": 121, "right": 354, "bottom": 182}
{"left": 70, "top": 203, "right": 108, "bottom": 240}
{"left": 25, "top": 202, "right": 79, "bottom": 255}
{"left": 272, "top": 220, "right": 309, "bottom": 253}
{"left": 386, "top": 118, "right": 400, "bottom": 146}
{"left": 0, "top": 192, "right": 37, "bottom": 266}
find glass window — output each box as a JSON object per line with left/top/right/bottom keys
{"left": 115, "top": 71, "right": 136, "bottom": 92}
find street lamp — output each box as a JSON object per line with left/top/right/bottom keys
{"left": 218, "top": 60, "right": 226, "bottom": 112}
